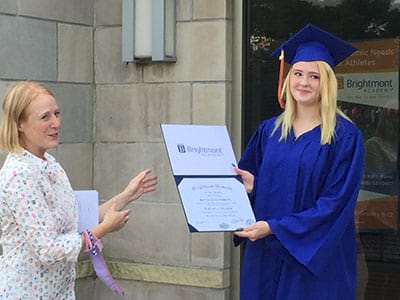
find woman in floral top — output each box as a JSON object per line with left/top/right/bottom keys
{"left": 0, "top": 81, "right": 158, "bottom": 299}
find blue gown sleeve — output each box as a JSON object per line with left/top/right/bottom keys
{"left": 233, "top": 120, "right": 274, "bottom": 246}
{"left": 238, "top": 119, "right": 276, "bottom": 204}
{"left": 267, "top": 129, "right": 364, "bottom": 276}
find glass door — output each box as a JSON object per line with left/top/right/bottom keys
{"left": 243, "top": 1, "right": 400, "bottom": 298}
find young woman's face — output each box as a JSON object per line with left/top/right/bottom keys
{"left": 289, "top": 61, "right": 321, "bottom": 107}
{"left": 18, "top": 93, "right": 61, "bottom": 158}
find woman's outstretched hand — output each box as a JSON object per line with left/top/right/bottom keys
{"left": 89, "top": 199, "right": 132, "bottom": 240}
{"left": 233, "top": 166, "right": 254, "bottom": 194}
{"left": 98, "top": 169, "right": 158, "bottom": 224}
{"left": 101, "top": 199, "right": 131, "bottom": 233}
{"left": 123, "top": 169, "right": 158, "bottom": 203}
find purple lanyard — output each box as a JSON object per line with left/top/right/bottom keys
{"left": 83, "top": 230, "right": 127, "bottom": 297}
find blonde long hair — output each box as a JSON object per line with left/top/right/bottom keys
{"left": 0, "top": 81, "right": 53, "bottom": 154}
{"left": 273, "top": 61, "right": 350, "bottom": 144}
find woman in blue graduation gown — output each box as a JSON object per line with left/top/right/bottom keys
{"left": 234, "top": 24, "right": 364, "bottom": 300}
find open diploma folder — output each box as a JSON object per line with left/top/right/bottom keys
{"left": 161, "top": 124, "right": 256, "bottom": 232}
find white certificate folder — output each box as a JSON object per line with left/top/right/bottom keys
{"left": 161, "top": 124, "right": 256, "bottom": 232}
{"left": 75, "top": 190, "right": 99, "bottom": 234}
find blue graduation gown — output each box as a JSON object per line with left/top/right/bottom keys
{"left": 236, "top": 115, "right": 364, "bottom": 300}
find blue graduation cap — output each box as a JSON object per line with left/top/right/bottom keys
{"left": 271, "top": 24, "right": 357, "bottom": 68}
{"left": 271, "top": 24, "right": 357, "bottom": 108}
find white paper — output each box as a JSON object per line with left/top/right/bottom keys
{"left": 178, "top": 177, "right": 256, "bottom": 232}
{"left": 75, "top": 190, "right": 99, "bottom": 233}
{"left": 161, "top": 124, "right": 237, "bottom": 176}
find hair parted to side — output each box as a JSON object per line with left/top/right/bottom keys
{"left": 272, "top": 61, "right": 350, "bottom": 145}
{"left": 0, "top": 81, "right": 54, "bottom": 154}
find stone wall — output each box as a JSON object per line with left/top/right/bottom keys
{"left": 90, "top": 0, "right": 238, "bottom": 299}
{"left": 0, "top": 0, "right": 94, "bottom": 189}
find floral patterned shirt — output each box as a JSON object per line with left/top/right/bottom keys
{"left": 0, "top": 151, "right": 82, "bottom": 299}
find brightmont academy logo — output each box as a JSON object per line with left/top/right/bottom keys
{"left": 177, "top": 144, "right": 223, "bottom": 157}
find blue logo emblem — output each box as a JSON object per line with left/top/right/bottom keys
{"left": 177, "top": 144, "right": 186, "bottom": 153}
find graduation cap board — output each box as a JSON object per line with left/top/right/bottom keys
{"left": 271, "top": 23, "right": 357, "bottom": 68}
{"left": 161, "top": 124, "right": 256, "bottom": 232}
{"left": 271, "top": 23, "right": 357, "bottom": 108}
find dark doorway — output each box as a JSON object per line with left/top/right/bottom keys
{"left": 242, "top": 1, "right": 400, "bottom": 298}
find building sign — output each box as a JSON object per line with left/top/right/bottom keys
{"left": 336, "top": 38, "right": 399, "bottom": 109}
{"left": 336, "top": 38, "right": 399, "bottom": 232}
